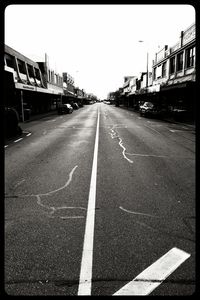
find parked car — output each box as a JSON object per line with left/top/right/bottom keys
{"left": 139, "top": 101, "right": 167, "bottom": 118}
{"left": 78, "top": 102, "right": 83, "bottom": 107}
{"left": 57, "top": 103, "right": 73, "bottom": 114}
{"left": 71, "top": 102, "right": 79, "bottom": 110}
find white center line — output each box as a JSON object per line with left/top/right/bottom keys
{"left": 78, "top": 107, "right": 100, "bottom": 295}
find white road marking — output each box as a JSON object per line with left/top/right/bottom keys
{"left": 113, "top": 247, "right": 190, "bottom": 295}
{"left": 26, "top": 133, "right": 32, "bottom": 136}
{"left": 78, "top": 108, "right": 100, "bottom": 295}
{"left": 170, "top": 129, "right": 180, "bottom": 132}
{"left": 4, "top": 145, "right": 8, "bottom": 148}
{"left": 14, "top": 138, "right": 23, "bottom": 143}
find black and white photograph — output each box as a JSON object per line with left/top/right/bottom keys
{"left": 4, "top": 3, "right": 196, "bottom": 296}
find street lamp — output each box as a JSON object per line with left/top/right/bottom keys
{"left": 138, "top": 41, "right": 149, "bottom": 89}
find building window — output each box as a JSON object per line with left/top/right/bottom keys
{"left": 162, "top": 62, "right": 167, "bottom": 77}
{"left": 169, "top": 56, "right": 175, "bottom": 74}
{"left": 186, "top": 46, "right": 195, "bottom": 68}
{"left": 153, "top": 68, "right": 156, "bottom": 80}
{"left": 17, "top": 59, "right": 26, "bottom": 74}
{"left": 177, "top": 52, "right": 183, "bottom": 72}
{"left": 48, "top": 70, "right": 51, "bottom": 82}
{"left": 5, "top": 54, "right": 15, "bottom": 69}
{"left": 157, "top": 65, "right": 162, "bottom": 78}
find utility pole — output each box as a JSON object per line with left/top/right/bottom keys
{"left": 146, "top": 51, "right": 149, "bottom": 88}
{"left": 138, "top": 40, "right": 149, "bottom": 89}
{"left": 21, "top": 90, "right": 24, "bottom": 122}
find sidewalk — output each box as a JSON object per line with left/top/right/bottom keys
{"left": 5, "top": 111, "right": 58, "bottom": 145}
{"left": 18, "top": 110, "right": 57, "bottom": 128}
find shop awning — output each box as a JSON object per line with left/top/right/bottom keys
{"left": 161, "top": 82, "right": 188, "bottom": 91}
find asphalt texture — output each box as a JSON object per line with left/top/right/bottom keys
{"left": 4, "top": 103, "right": 195, "bottom": 296}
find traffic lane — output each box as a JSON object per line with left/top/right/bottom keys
{"left": 5, "top": 105, "right": 97, "bottom": 149}
{"left": 101, "top": 105, "right": 195, "bottom": 204}
{"left": 5, "top": 105, "right": 97, "bottom": 184}
{"left": 5, "top": 106, "right": 98, "bottom": 295}
{"left": 92, "top": 104, "right": 195, "bottom": 295}
{"left": 105, "top": 105, "right": 195, "bottom": 153}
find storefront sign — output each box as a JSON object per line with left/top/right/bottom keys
{"left": 182, "top": 25, "right": 195, "bottom": 45}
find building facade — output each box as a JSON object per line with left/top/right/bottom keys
{"left": 112, "top": 22, "right": 195, "bottom": 118}
{"left": 152, "top": 23, "right": 195, "bottom": 113}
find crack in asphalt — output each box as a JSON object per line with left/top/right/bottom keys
{"left": 5, "top": 278, "right": 195, "bottom": 287}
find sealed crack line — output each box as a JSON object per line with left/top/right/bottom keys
{"left": 109, "top": 125, "right": 133, "bottom": 164}
{"left": 16, "top": 165, "right": 86, "bottom": 219}
{"left": 119, "top": 206, "right": 160, "bottom": 218}
{"left": 5, "top": 277, "right": 195, "bottom": 286}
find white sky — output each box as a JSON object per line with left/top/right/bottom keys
{"left": 5, "top": 4, "right": 195, "bottom": 99}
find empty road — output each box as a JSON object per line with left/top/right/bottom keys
{"left": 4, "top": 103, "right": 195, "bottom": 295}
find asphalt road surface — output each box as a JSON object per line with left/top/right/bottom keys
{"left": 4, "top": 103, "right": 195, "bottom": 295}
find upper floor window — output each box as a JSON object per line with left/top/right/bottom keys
{"left": 153, "top": 68, "right": 156, "bottom": 80}
{"left": 186, "top": 46, "right": 195, "bottom": 68}
{"left": 5, "top": 53, "right": 15, "bottom": 69}
{"left": 17, "top": 59, "right": 26, "bottom": 74}
{"left": 162, "top": 62, "right": 167, "bottom": 77}
{"left": 48, "top": 70, "right": 51, "bottom": 82}
{"left": 157, "top": 65, "right": 162, "bottom": 78}
{"left": 177, "top": 52, "right": 183, "bottom": 71}
{"left": 169, "top": 56, "right": 175, "bottom": 74}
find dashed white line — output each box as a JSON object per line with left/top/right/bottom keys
{"left": 14, "top": 138, "right": 23, "bottom": 143}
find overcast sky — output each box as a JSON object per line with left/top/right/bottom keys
{"left": 5, "top": 4, "right": 195, "bottom": 99}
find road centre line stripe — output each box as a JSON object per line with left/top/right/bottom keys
{"left": 113, "top": 247, "right": 190, "bottom": 295}
{"left": 78, "top": 107, "right": 100, "bottom": 295}
{"left": 14, "top": 138, "right": 23, "bottom": 143}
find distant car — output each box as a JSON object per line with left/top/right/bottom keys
{"left": 78, "top": 102, "right": 83, "bottom": 107}
{"left": 71, "top": 102, "right": 79, "bottom": 110}
{"left": 139, "top": 101, "right": 166, "bottom": 118}
{"left": 57, "top": 103, "right": 73, "bottom": 114}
